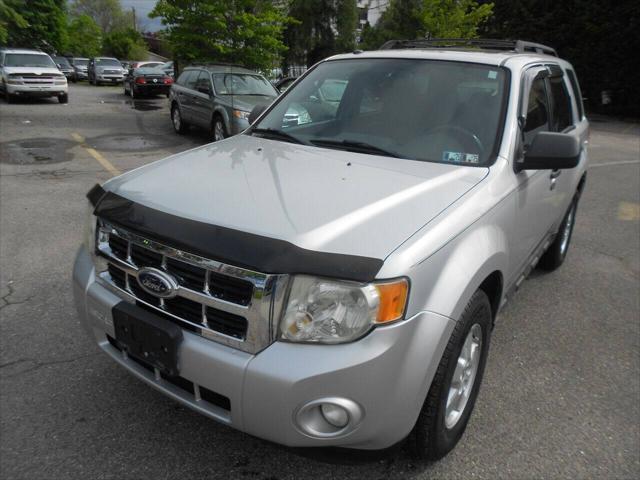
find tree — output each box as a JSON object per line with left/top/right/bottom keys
{"left": 103, "top": 28, "right": 147, "bottom": 60}
{"left": 0, "top": 0, "right": 27, "bottom": 45}
{"left": 283, "top": 0, "right": 359, "bottom": 69}
{"left": 3, "top": 0, "right": 67, "bottom": 52}
{"left": 360, "top": 0, "right": 493, "bottom": 49}
{"left": 481, "top": 0, "right": 640, "bottom": 117}
{"left": 150, "top": 0, "right": 290, "bottom": 72}
{"left": 71, "top": 0, "right": 133, "bottom": 33}
{"left": 65, "top": 14, "right": 102, "bottom": 57}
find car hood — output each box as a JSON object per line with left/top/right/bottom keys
{"left": 104, "top": 135, "right": 488, "bottom": 260}
{"left": 2, "top": 67, "right": 61, "bottom": 75}
{"left": 225, "top": 95, "right": 276, "bottom": 112}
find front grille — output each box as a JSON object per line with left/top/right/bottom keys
{"left": 95, "top": 221, "right": 287, "bottom": 354}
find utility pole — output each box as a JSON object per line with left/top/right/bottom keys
{"left": 132, "top": 7, "right": 136, "bottom": 31}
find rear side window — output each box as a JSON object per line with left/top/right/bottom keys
{"left": 524, "top": 77, "right": 549, "bottom": 143}
{"left": 177, "top": 70, "right": 198, "bottom": 89}
{"left": 548, "top": 76, "right": 573, "bottom": 131}
{"left": 566, "top": 69, "right": 585, "bottom": 119}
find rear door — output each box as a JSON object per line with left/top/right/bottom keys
{"left": 191, "top": 71, "right": 213, "bottom": 128}
{"left": 175, "top": 70, "right": 198, "bottom": 122}
{"left": 545, "top": 65, "right": 588, "bottom": 225}
{"left": 509, "top": 66, "right": 559, "bottom": 281}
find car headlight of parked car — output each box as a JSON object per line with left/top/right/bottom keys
{"left": 233, "top": 109, "right": 250, "bottom": 120}
{"left": 280, "top": 275, "right": 409, "bottom": 344}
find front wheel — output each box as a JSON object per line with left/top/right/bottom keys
{"left": 538, "top": 196, "right": 578, "bottom": 271}
{"left": 212, "top": 116, "right": 227, "bottom": 142}
{"left": 409, "top": 289, "right": 492, "bottom": 460}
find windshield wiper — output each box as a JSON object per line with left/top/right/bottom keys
{"left": 250, "top": 128, "right": 307, "bottom": 145}
{"left": 310, "top": 139, "right": 400, "bottom": 158}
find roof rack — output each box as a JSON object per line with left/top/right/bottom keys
{"left": 186, "top": 62, "right": 248, "bottom": 69}
{"left": 379, "top": 38, "right": 558, "bottom": 57}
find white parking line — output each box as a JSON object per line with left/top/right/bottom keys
{"left": 589, "top": 160, "right": 640, "bottom": 168}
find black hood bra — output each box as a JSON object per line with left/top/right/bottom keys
{"left": 87, "top": 184, "right": 383, "bottom": 282}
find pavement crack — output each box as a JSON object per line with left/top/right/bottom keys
{"left": 0, "top": 283, "right": 35, "bottom": 312}
{"left": 0, "top": 352, "right": 100, "bottom": 379}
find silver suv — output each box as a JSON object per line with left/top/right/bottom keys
{"left": 74, "top": 39, "right": 588, "bottom": 460}
{"left": 169, "top": 64, "right": 279, "bottom": 141}
{"left": 0, "top": 48, "right": 68, "bottom": 103}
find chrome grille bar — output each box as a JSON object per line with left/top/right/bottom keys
{"left": 93, "top": 220, "right": 289, "bottom": 354}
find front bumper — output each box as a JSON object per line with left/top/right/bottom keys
{"left": 6, "top": 83, "right": 67, "bottom": 96}
{"left": 73, "top": 246, "right": 453, "bottom": 449}
{"left": 96, "top": 74, "right": 124, "bottom": 82}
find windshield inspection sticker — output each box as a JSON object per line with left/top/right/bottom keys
{"left": 488, "top": 70, "right": 498, "bottom": 79}
{"left": 443, "top": 151, "right": 480, "bottom": 164}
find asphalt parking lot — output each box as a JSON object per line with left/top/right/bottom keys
{"left": 0, "top": 83, "right": 638, "bottom": 480}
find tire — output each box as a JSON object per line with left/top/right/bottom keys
{"left": 58, "top": 93, "right": 68, "bottom": 104}
{"left": 171, "top": 104, "right": 187, "bottom": 134}
{"left": 130, "top": 84, "right": 136, "bottom": 99}
{"left": 538, "top": 196, "right": 578, "bottom": 271}
{"left": 212, "top": 116, "right": 227, "bottom": 142}
{"left": 409, "top": 289, "right": 492, "bottom": 461}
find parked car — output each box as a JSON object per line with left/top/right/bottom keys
{"left": 160, "top": 61, "right": 174, "bottom": 78}
{"left": 70, "top": 57, "right": 89, "bottom": 82}
{"left": 52, "top": 55, "right": 74, "bottom": 80}
{"left": 273, "top": 76, "right": 296, "bottom": 93}
{"left": 123, "top": 67, "right": 173, "bottom": 98}
{"left": 75, "top": 39, "right": 588, "bottom": 460}
{"left": 0, "top": 48, "right": 68, "bottom": 103}
{"left": 88, "top": 57, "right": 125, "bottom": 85}
{"left": 169, "top": 64, "right": 279, "bottom": 141}
{"left": 130, "top": 61, "right": 165, "bottom": 69}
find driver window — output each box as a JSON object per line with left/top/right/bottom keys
{"left": 523, "top": 77, "right": 550, "bottom": 145}
{"left": 194, "top": 71, "right": 211, "bottom": 93}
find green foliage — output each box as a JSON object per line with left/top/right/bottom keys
{"left": 65, "top": 14, "right": 102, "bottom": 57}
{"left": 103, "top": 28, "right": 147, "bottom": 60}
{"left": 360, "top": 0, "right": 493, "bottom": 49}
{"left": 481, "top": 0, "right": 640, "bottom": 116}
{"left": 284, "top": 0, "right": 359, "bottom": 68}
{"left": 2, "top": 0, "right": 67, "bottom": 52}
{"left": 71, "top": 0, "right": 133, "bottom": 33}
{"left": 0, "top": 0, "right": 27, "bottom": 45}
{"left": 422, "top": 0, "right": 493, "bottom": 38}
{"left": 150, "top": 0, "right": 290, "bottom": 72}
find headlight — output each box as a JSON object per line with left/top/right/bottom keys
{"left": 7, "top": 77, "right": 23, "bottom": 85}
{"left": 233, "top": 109, "right": 250, "bottom": 120}
{"left": 280, "top": 275, "right": 409, "bottom": 344}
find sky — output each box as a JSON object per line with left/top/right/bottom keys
{"left": 120, "top": 0, "right": 163, "bottom": 32}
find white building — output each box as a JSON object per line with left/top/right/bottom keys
{"left": 357, "top": 0, "right": 389, "bottom": 28}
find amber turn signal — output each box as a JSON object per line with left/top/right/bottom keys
{"left": 374, "top": 279, "right": 409, "bottom": 324}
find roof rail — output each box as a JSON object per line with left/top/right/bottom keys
{"left": 379, "top": 38, "right": 558, "bottom": 57}
{"left": 186, "top": 62, "right": 248, "bottom": 69}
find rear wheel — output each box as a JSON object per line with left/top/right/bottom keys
{"left": 409, "top": 289, "right": 492, "bottom": 460}
{"left": 171, "top": 104, "right": 187, "bottom": 134}
{"left": 539, "top": 196, "right": 578, "bottom": 271}
{"left": 58, "top": 93, "right": 68, "bottom": 104}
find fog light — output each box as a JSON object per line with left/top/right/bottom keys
{"left": 320, "top": 403, "right": 349, "bottom": 428}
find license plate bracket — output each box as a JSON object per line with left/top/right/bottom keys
{"left": 113, "top": 302, "right": 183, "bottom": 376}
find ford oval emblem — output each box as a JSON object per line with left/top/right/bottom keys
{"left": 136, "top": 268, "right": 179, "bottom": 298}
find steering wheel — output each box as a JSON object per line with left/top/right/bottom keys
{"left": 424, "top": 125, "right": 485, "bottom": 157}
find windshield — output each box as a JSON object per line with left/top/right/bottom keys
{"left": 4, "top": 53, "right": 55, "bottom": 68}
{"left": 73, "top": 59, "right": 89, "bottom": 66}
{"left": 53, "top": 56, "right": 71, "bottom": 67}
{"left": 252, "top": 59, "right": 507, "bottom": 166}
{"left": 212, "top": 73, "right": 277, "bottom": 97}
{"left": 96, "top": 58, "right": 120, "bottom": 67}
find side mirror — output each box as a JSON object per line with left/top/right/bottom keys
{"left": 248, "top": 104, "right": 268, "bottom": 125}
{"left": 517, "top": 132, "right": 581, "bottom": 171}
{"left": 197, "top": 86, "right": 211, "bottom": 95}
